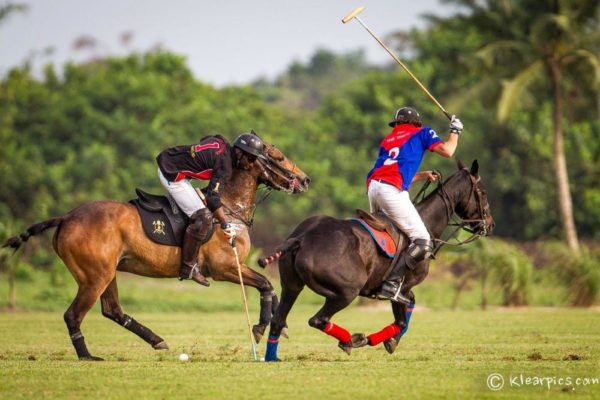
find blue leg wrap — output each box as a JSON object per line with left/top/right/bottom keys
{"left": 265, "top": 334, "right": 280, "bottom": 362}
{"left": 399, "top": 302, "right": 415, "bottom": 338}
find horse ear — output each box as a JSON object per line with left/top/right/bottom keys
{"left": 470, "top": 159, "right": 479, "bottom": 176}
{"left": 250, "top": 130, "right": 259, "bottom": 137}
{"left": 456, "top": 157, "right": 466, "bottom": 170}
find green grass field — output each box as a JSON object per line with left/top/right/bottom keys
{"left": 0, "top": 274, "right": 599, "bottom": 400}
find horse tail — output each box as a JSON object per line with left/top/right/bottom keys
{"left": 258, "top": 237, "right": 302, "bottom": 268}
{"left": 2, "top": 217, "right": 64, "bottom": 252}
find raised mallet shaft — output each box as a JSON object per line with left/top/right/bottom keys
{"left": 341, "top": 6, "right": 451, "bottom": 120}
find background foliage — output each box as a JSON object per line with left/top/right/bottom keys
{"left": 1, "top": 0, "right": 598, "bottom": 308}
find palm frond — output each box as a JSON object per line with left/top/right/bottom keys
{"left": 567, "top": 49, "right": 600, "bottom": 88}
{"left": 497, "top": 60, "right": 544, "bottom": 122}
{"left": 476, "top": 40, "right": 530, "bottom": 67}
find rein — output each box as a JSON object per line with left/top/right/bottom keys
{"left": 412, "top": 169, "right": 489, "bottom": 255}
{"left": 222, "top": 187, "right": 273, "bottom": 228}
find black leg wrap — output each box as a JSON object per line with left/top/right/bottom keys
{"left": 122, "top": 315, "right": 162, "bottom": 346}
{"left": 70, "top": 332, "right": 91, "bottom": 359}
{"left": 259, "top": 292, "right": 274, "bottom": 326}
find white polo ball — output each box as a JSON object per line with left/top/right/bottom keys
{"left": 179, "top": 353, "right": 189, "bottom": 362}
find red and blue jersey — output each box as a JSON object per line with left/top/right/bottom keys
{"left": 366, "top": 124, "right": 442, "bottom": 191}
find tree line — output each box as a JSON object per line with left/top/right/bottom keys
{"left": 1, "top": 0, "right": 598, "bottom": 255}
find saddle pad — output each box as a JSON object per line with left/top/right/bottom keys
{"left": 352, "top": 217, "right": 397, "bottom": 258}
{"left": 130, "top": 190, "right": 188, "bottom": 246}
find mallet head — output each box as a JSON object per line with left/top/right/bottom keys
{"left": 341, "top": 6, "right": 365, "bottom": 24}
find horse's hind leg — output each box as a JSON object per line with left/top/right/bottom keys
{"left": 100, "top": 278, "right": 168, "bottom": 350}
{"left": 308, "top": 295, "right": 356, "bottom": 355}
{"left": 64, "top": 282, "right": 112, "bottom": 361}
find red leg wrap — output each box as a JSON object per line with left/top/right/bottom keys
{"left": 367, "top": 323, "right": 401, "bottom": 346}
{"left": 322, "top": 322, "right": 352, "bottom": 343}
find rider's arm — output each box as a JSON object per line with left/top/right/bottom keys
{"left": 204, "top": 147, "right": 233, "bottom": 225}
{"left": 412, "top": 171, "right": 437, "bottom": 183}
{"left": 433, "top": 132, "right": 459, "bottom": 158}
{"left": 213, "top": 207, "right": 228, "bottom": 226}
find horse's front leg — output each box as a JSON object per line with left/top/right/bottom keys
{"left": 213, "top": 263, "right": 276, "bottom": 344}
{"left": 353, "top": 262, "right": 427, "bottom": 352}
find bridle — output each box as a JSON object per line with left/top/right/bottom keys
{"left": 222, "top": 145, "right": 302, "bottom": 227}
{"left": 413, "top": 169, "right": 492, "bottom": 254}
{"left": 255, "top": 147, "right": 301, "bottom": 194}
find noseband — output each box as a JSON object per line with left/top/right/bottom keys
{"left": 256, "top": 150, "right": 300, "bottom": 193}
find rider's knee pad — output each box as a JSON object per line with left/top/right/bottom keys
{"left": 406, "top": 239, "right": 433, "bottom": 269}
{"left": 186, "top": 208, "right": 213, "bottom": 241}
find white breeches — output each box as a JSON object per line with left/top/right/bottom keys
{"left": 367, "top": 180, "right": 430, "bottom": 242}
{"left": 158, "top": 168, "right": 205, "bottom": 217}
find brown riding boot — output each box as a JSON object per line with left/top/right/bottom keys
{"left": 179, "top": 228, "right": 210, "bottom": 287}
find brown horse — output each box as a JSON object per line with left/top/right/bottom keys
{"left": 4, "top": 139, "right": 309, "bottom": 360}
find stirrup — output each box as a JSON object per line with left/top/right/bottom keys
{"left": 188, "top": 264, "right": 199, "bottom": 279}
{"left": 178, "top": 264, "right": 199, "bottom": 281}
{"left": 376, "top": 281, "right": 411, "bottom": 305}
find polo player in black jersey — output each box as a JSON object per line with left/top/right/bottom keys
{"left": 156, "top": 133, "right": 265, "bottom": 286}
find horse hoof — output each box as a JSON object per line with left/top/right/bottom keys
{"left": 79, "top": 355, "right": 104, "bottom": 361}
{"left": 281, "top": 327, "right": 289, "bottom": 339}
{"left": 351, "top": 333, "right": 369, "bottom": 348}
{"left": 338, "top": 341, "right": 352, "bottom": 355}
{"left": 153, "top": 341, "right": 169, "bottom": 350}
{"left": 252, "top": 324, "right": 266, "bottom": 344}
{"left": 384, "top": 336, "right": 400, "bottom": 354}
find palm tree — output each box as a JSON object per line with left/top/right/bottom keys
{"left": 442, "top": 0, "right": 600, "bottom": 254}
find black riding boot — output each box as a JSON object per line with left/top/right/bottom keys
{"left": 179, "top": 209, "right": 212, "bottom": 287}
{"left": 376, "top": 238, "right": 433, "bottom": 304}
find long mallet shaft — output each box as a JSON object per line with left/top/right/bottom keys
{"left": 231, "top": 242, "right": 258, "bottom": 361}
{"left": 342, "top": 7, "right": 451, "bottom": 120}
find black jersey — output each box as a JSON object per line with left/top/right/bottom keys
{"left": 156, "top": 135, "right": 235, "bottom": 211}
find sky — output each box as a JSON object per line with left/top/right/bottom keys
{"left": 0, "top": 0, "right": 450, "bottom": 86}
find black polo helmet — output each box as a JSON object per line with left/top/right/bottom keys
{"left": 233, "top": 133, "right": 266, "bottom": 159}
{"left": 388, "top": 106, "right": 422, "bottom": 127}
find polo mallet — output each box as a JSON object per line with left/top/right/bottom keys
{"left": 230, "top": 236, "right": 258, "bottom": 361}
{"left": 342, "top": 6, "right": 451, "bottom": 120}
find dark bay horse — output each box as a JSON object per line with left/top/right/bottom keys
{"left": 262, "top": 159, "right": 494, "bottom": 361}
{"left": 3, "top": 138, "right": 309, "bottom": 360}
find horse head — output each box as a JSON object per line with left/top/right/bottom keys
{"left": 253, "top": 133, "right": 310, "bottom": 194}
{"left": 452, "top": 158, "right": 495, "bottom": 236}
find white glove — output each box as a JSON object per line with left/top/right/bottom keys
{"left": 449, "top": 115, "right": 463, "bottom": 133}
{"left": 221, "top": 223, "right": 237, "bottom": 239}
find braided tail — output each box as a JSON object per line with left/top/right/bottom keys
{"left": 258, "top": 251, "right": 282, "bottom": 268}
{"left": 3, "top": 217, "right": 63, "bottom": 252}
{"left": 257, "top": 237, "right": 302, "bottom": 268}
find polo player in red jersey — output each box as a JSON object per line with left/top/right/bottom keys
{"left": 367, "top": 107, "right": 463, "bottom": 303}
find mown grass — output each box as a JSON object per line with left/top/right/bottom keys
{"left": 0, "top": 275, "right": 599, "bottom": 400}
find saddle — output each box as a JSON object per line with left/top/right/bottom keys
{"left": 353, "top": 209, "right": 407, "bottom": 263}
{"left": 129, "top": 188, "right": 189, "bottom": 246}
